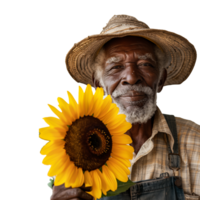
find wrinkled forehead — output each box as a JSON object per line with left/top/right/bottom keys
{"left": 104, "top": 36, "right": 155, "bottom": 50}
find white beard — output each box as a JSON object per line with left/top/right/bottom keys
{"left": 111, "top": 85, "right": 157, "bottom": 124}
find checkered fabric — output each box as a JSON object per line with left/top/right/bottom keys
{"left": 129, "top": 108, "right": 200, "bottom": 200}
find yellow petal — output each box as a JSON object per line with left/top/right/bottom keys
{"left": 40, "top": 140, "right": 65, "bottom": 155}
{"left": 96, "top": 95, "right": 112, "bottom": 119}
{"left": 96, "top": 169, "right": 108, "bottom": 195}
{"left": 56, "top": 96, "right": 76, "bottom": 122}
{"left": 83, "top": 84, "right": 93, "bottom": 115}
{"left": 91, "top": 170, "right": 102, "bottom": 199}
{"left": 66, "top": 92, "right": 78, "bottom": 120}
{"left": 78, "top": 86, "right": 84, "bottom": 117}
{"left": 109, "top": 122, "right": 132, "bottom": 135}
{"left": 93, "top": 88, "right": 104, "bottom": 117}
{"left": 57, "top": 97, "right": 74, "bottom": 124}
{"left": 100, "top": 105, "right": 119, "bottom": 124}
{"left": 77, "top": 168, "right": 84, "bottom": 187}
{"left": 106, "top": 114, "right": 127, "bottom": 129}
{"left": 54, "top": 161, "right": 74, "bottom": 186}
{"left": 43, "top": 117, "right": 65, "bottom": 128}
{"left": 48, "top": 104, "right": 67, "bottom": 124}
{"left": 84, "top": 171, "right": 93, "bottom": 187}
{"left": 65, "top": 164, "right": 77, "bottom": 188}
{"left": 111, "top": 144, "right": 134, "bottom": 160}
{"left": 54, "top": 164, "right": 69, "bottom": 186}
{"left": 102, "top": 165, "right": 117, "bottom": 191}
{"left": 112, "top": 156, "right": 131, "bottom": 168}
{"left": 108, "top": 157, "right": 130, "bottom": 175}
{"left": 47, "top": 155, "right": 69, "bottom": 176}
{"left": 106, "top": 160, "right": 128, "bottom": 182}
{"left": 112, "top": 134, "right": 132, "bottom": 145}
{"left": 42, "top": 149, "right": 66, "bottom": 165}
{"left": 39, "top": 128, "right": 66, "bottom": 140}
{"left": 40, "top": 141, "right": 54, "bottom": 156}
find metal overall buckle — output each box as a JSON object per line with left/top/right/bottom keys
{"left": 168, "top": 153, "right": 182, "bottom": 188}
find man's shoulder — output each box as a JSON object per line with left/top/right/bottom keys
{"left": 175, "top": 116, "right": 200, "bottom": 133}
{"left": 175, "top": 116, "right": 200, "bottom": 145}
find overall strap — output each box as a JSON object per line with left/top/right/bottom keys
{"left": 163, "top": 114, "right": 181, "bottom": 172}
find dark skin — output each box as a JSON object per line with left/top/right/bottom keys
{"left": 92, "top": 36, "right": 167, "bottom": 154}
{"left": 50, "top": 36, "right": 167, "bottom": 200}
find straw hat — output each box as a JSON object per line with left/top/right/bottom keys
{"left": 65, "top": 15, "right": 197, "bottom": 86}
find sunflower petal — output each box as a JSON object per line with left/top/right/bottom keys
{"left": 42, "top": 149, "right": 66, "bottom": 165}
{"left": 112, "top": 156, "right": 131, "bottom": 168}
{"left": 84, "top": 171, "right": 93, "bottom": 187}
{"left": 65, "top": 164, "right": 77, "bottom": 188}
{"left": 40, "top": 140, "right": 65, "bottom": 155}
{"left": 96, "top": 169, "right": 108, "bottom": 195}
{"left": 84, "top": 84, "right": 93, "bottom": 115}
{"left": 43, "top": 117, "right": 65, "bottom": 128}
{"left": 106, "top": 160, "right": 128, "bottom": 182}
{"left": 56, "top": 96, "right": 76, "bottom": 122}
{"left": 39, "top": 128, "right": 66, "bottom": 140}
{"left": 66, "top": 90, "right": 77, "bottom": 118}
{"left": 97, "top": 95, "right": 112, "bottom": 119}
{"left": 109, "top": 122, "right": 132, "bottom": 135}
{"left": 91, "top": 170, "right": 102, "bottom": 199}
{"left": 111, "top": 144, "right": 134, "bottom": 160}
{"left": 54, "top": 164, "right": 69, "bottom": 186}
{"left": 54, "top": 161, "right": 75, "bottom": 187}
{"left": 106, "top": 114, "right": 127, "bottom": 129}
{"left": 57, "top": 97, "right": 74, "bottom": 124}
{"left": 112, "top": 134, "right": 132, "bottom": 145}
{"left": 100, "top": 105, "right": 119, "bottom": 124}
{"left": 40, "top": 141, "right": 54, "bottom": 156}
{"left": 48, "top": 104, "right": 67, "bottom": 123}
{"left": 93, "top": 88, "right": 104, "bottom": 117}
{"left": 108, "top": 157, "right": 130, "bottom": 175}
{"left": 47, "top": 155, "right": 69, "bottom": 176}
{"left": 102, "top": 165, "right": 117, "bottom": 191}
{"left": 78, "top": 86, "right": 84, "bottom": 117}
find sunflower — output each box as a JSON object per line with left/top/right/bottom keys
{"left": 39, "top": 84, "right": 134, "bottom": 199}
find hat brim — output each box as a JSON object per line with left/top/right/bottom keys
{"left": 65, "top": 29, "right": 197, "bottom": 87}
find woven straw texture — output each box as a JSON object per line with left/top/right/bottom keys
{"left": 66, "top": 15, "right": 197, "bottom": 87}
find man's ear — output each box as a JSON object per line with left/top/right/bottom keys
{"left": 157, "top": 68, "right": 167, "bottom": 93}
{"left": 92, "top": 72, "right": 101, "bottom": 88}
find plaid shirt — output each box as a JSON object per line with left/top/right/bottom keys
{"left": 129, "top": 107, "right": 200, "bottom": 200}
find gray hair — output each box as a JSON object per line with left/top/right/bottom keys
{"left": 93, "top": 44, "right": 168, "bottom": 87}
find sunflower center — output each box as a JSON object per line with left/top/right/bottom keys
{"left": 64, "top": 116, "right": 112, "bottom": 171}
{"left": 87, "top": 129, "right": 110, "bottom": 156}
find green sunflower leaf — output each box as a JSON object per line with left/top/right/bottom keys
{"left": 99, "top": 167, "right": 102, "bottom": 172}
{"left": 102, "top": 179, "right": 135, "bottom": 197}
{"left": 47, "top": 178, "right": 54, "bottom": 189}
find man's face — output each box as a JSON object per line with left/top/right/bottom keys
{"left": 98, "top": 36, "right": 166, "bottom": 124}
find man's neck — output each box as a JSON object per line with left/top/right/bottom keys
{"left": 126, "top": 117, "right": 154, "bottom": 154}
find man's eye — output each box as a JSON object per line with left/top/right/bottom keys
{"left": 111, "top": 63, "right": 153, "bottom": 69}
{"left": 112, "top": 65, "right": 121, "bottom": 69}
{"left": 138, "top": 63, "right": 154, "bottom": 68}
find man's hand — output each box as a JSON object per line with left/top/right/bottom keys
{"left": 50, "top": 184, "right": 94, "bottom": 200}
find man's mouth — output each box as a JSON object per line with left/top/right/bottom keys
{"left": 119, "top": 91, "right": 147, "bottom": 101}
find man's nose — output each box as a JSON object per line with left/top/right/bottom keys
{"left": 121, "top": 65, "right": 142, "bottom": 85}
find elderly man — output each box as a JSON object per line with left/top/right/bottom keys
{"left": 51, "top": 15, "right": 200, "bottom": 200}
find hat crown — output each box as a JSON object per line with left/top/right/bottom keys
{"left": 101, "top": 14, "right": 149, "bottom": 34}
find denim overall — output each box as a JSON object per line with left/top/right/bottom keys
{"left": 99, "top": 115, "right": 185, "bottom": 200}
